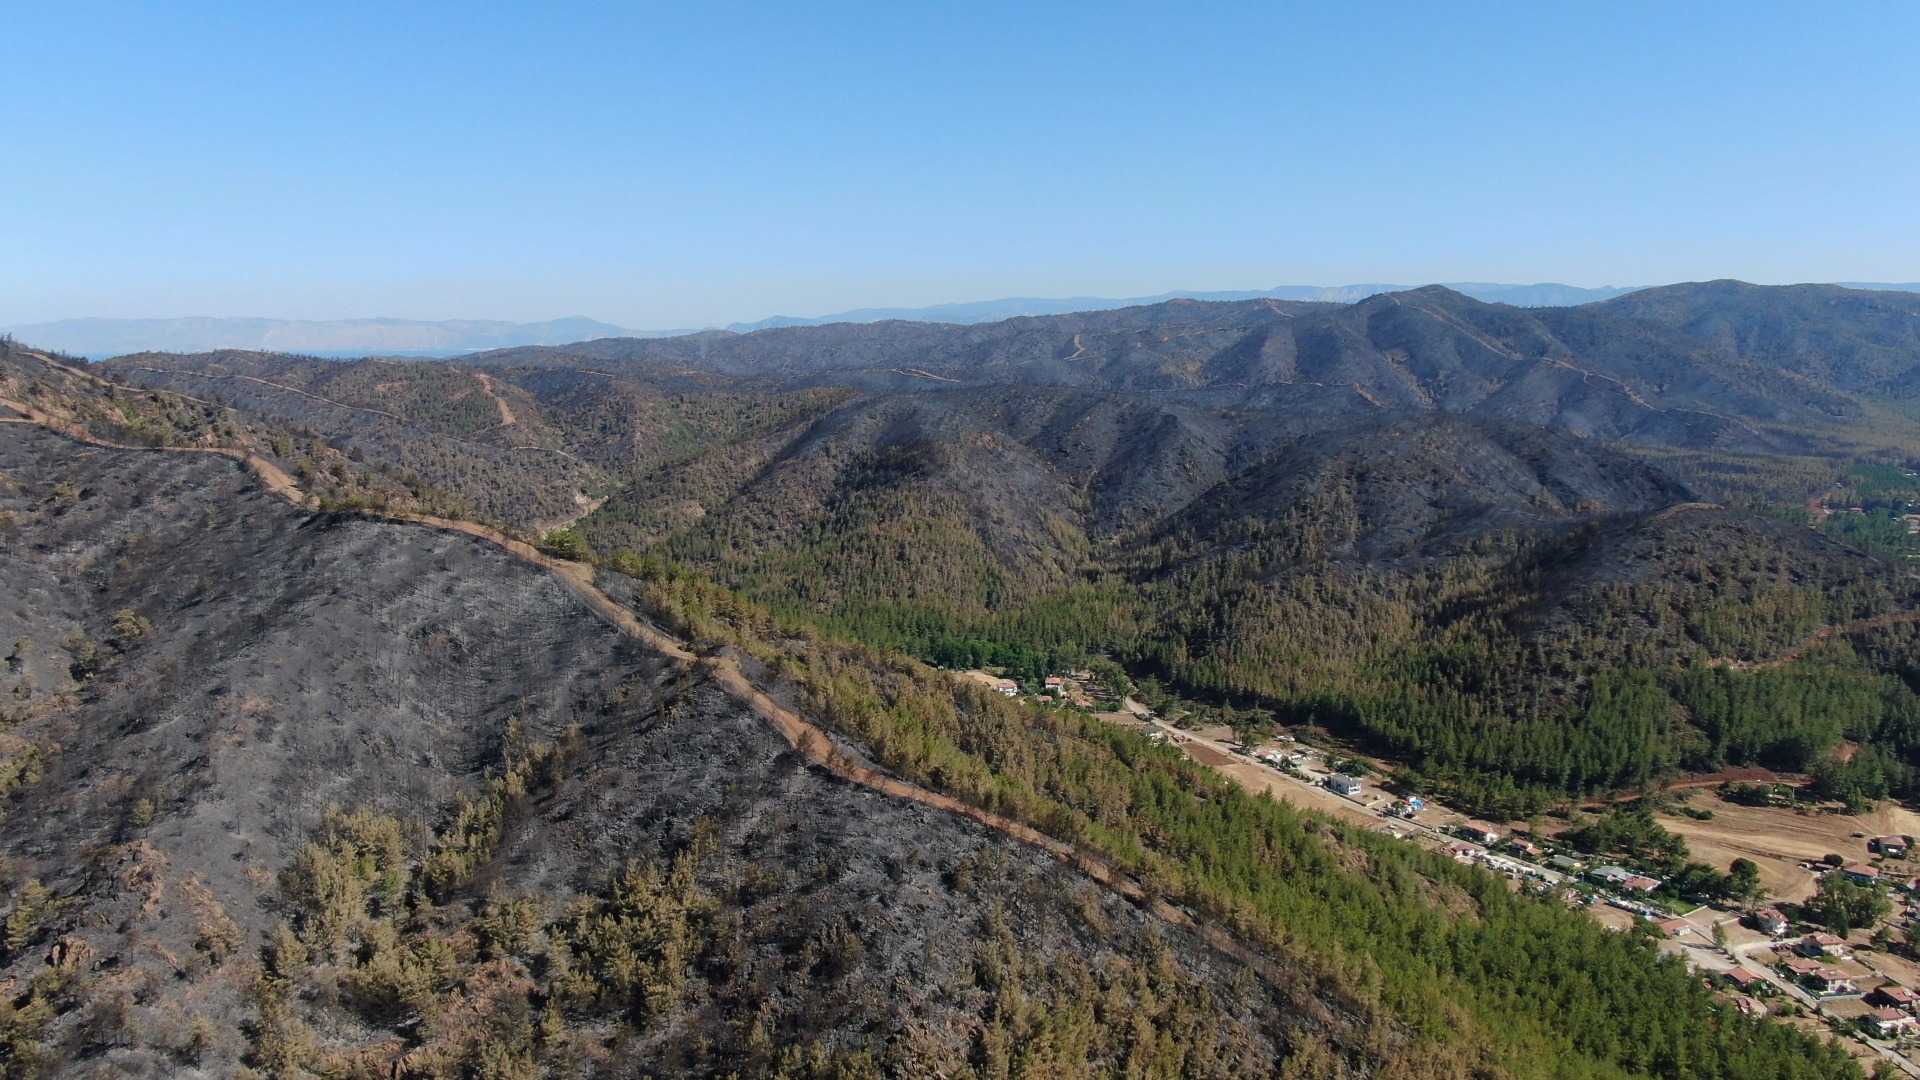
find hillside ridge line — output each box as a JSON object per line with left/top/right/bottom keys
{"left": 0, "top": 386, "right": 1289, "bottom": 982}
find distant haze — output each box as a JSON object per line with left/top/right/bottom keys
{"left": 12, "top": 281, "right": 1920, "bottom": 358}
{"left": 0, "top": 316, "right": 637, "bottom": 359}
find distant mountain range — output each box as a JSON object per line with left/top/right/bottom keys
{"left": 457, "top": 280, "right": 1920, "bottom": 430}
{"left": 728, "top": 281, "right": 1920, "bottom": 331}
{"left": 0, "top": 315, "right": 639, "bottom": 359}
{"left": 720, "top": 282, "right": 1654, "bottom": 331}
{"left": 13, "top": 281, "right": 1920, "bottom": 357}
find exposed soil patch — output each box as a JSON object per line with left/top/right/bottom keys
{"left": 1653, "top": 792, "right": 1920, "bottom": 903}
{"left": 474, "top": 370, "right": 518, "bottom": 426}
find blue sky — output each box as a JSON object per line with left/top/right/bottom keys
{"left": 3, "top": 2, "right": 1916, "bottom": 327}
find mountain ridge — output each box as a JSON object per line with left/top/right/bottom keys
{"left": 720, "top": 281, "right": 1654, "bottom": 331}
{"left": 446, "top": 283, "right": 1917, "bottom": 448}
{"left": 19, "top": 280, "right": 1920, "bottom": 357}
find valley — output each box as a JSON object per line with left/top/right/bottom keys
{"left": 6, "top": 280, "right": 1920, "bottom": 1077}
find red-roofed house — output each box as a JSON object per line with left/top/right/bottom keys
{"left": 1845, "top": 863, "right": 1883, "bottom": 884}
{"left": 1621, "top": 875, "right": 1662, "bottom": 893}
{"left": 1871, "top": 835, "right": 1910, "bottom": 857}
{"left": 1869, "top": 985, "right": 1920, "bottom": 1009}
{"left": 1796, "top": 932, "right": 1851, "bottom": 959}
{"left": 1721, "top": 967, "right": 1763, "bottom": 991}
{"left": 1753, "top": 908, "right": 1789, "bottom": 936}
{"left": 1870, "top": 1007, "right": 1918, "bottom": 1036}
{"left": 1808, "top": 968, "right": 1858, "bottom": 995}
{"left": 1781, "top": 957, "right": 1823, "bottom": 977}
{"left": 1458, "top": 823, "right": 1503, "bottom": 846}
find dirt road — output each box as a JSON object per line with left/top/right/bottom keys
{"left": 1741, "top": 608, "right": 1920, "bottom": 669}
{"left": 474, "top": 372, "right": 518, "bottom": 427}
{"left": 0, "top": 395, "right": 310, "bottom": 506}
{"left": 1109, "top": 713, "right": 1486, "bottom": 848}
{"left": 119, "top": 365, "right": 406, "bottom": 422}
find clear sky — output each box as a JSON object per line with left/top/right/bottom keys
{"left": 3, "top": 2, "right": 1916, "bottom": 327}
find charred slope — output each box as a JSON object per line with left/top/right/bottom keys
{"left": 0, "top": 423, "right": 1319, "bottom": 1076}
{"left": 89, "top": 351, "right": 615, "bottom": 529}
{"left": 591, "top": 391, "right": 1709, "bottom": 631}
{"left": 67, "top": 329, "right": 1920, "bottom": 816}
{"left": 445, "top": 284, "right": 1913, "bottom": 450}
{"left": 1140, "top": 413, "right": 1699, "bottom": 565}
{"left": 97, "top": 283, "right": 1920, "bottom": 463}
{"left": 1581, "top": 280, "right": 1920, "bottom": 397}
{"left": 90, "top": 351, "right": 847, "bottom": 533}
{"left": 458, "top": 299, "right": 1329, "bottom": 388}
{"left": 580, "top": 379, "right": 1920, "bottom": 815}
{"left": 1279, "top": 287, "right": 1860, "bottom": 443}
{"left": 93, "top": 284, "right": 1920, "bottom": 549}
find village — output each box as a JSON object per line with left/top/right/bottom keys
{"left": 960, "top": 665, "right": 1920, "bottom": 1076}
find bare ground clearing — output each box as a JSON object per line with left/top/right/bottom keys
{"left": 1652, "top": 792, "right": 1920, "bottom": 904}
{"left": 957, "top": 668, "right": 1011, "bottom": 689}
